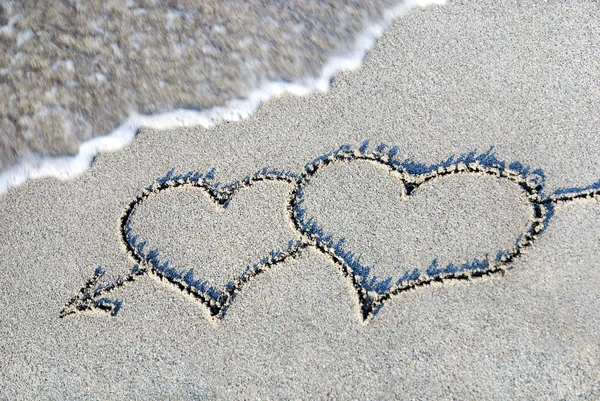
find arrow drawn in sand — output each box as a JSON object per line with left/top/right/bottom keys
{"left": 60, "top": 141, "right": 600, "bottom": 322}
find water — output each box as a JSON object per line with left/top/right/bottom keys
{"left": 0, "top": 0, "right": 445, "bottom": 194}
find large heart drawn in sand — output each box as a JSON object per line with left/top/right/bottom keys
{"left": 122, "top": 169, "right": 304, "bottom": 317}
{"left": 291, "top": 145, "right": 550, "bottom": 320}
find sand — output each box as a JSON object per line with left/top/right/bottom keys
{"left": 0, "top": 0, "right": 399, "bottom": 173}
{"left": 1, "top": 0, "right": 599, "bottom": 398}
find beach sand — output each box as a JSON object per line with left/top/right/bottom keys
{"left": 1, "top": 0, "right": 599, "bottom": 398}
{"left": 0, "top": 0, "right": 399, "bottom": 173}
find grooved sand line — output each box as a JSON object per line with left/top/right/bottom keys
{"left": 60, "top": 142, "right": 600, "bottom": 322}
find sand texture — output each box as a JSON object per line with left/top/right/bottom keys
{"left": 1, "top": 0, "right": 599, "bottom": 398}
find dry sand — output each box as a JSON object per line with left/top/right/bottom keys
{"left": 1, "top": 0, "right": 599, "bottom": 398}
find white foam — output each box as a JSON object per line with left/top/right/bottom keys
{"left": 0, "top": 0, "right": 446, "bottom": 196}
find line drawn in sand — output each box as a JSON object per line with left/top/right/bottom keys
{"left": 60, "top": 141, "right": 600, "bottom": 322}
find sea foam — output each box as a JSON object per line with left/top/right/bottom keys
{"left": 0, "top": 0, "right": 445, "bottom": 196}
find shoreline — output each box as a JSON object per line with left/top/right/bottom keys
{"left": 0, "top": 0, "right": 445, "bottom": 196}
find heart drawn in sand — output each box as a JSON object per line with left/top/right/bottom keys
{"left": 290, "top": 144, "right": 551, "bottom": 320}
{"left": 62, "top": 142, "right": 599, "bottom": 322}
{"left": 62, "top": 168, "right": 306, "bottom": 319}
{"left": 124, "top": 173, "right": 302, "bottom": 316}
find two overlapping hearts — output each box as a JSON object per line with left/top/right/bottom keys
{"left": 123, "top": 143, "right": 550, "bottom": 321}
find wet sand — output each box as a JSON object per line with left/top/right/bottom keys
{"left": 0, "top": 0, "right": 398, "bottom": 172}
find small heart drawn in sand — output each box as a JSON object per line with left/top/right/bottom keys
{"left": 124, "top": 173, "right": 302, "bottom": 316}
{"left": 61, "top": 168, "right": 305, "bottom": 319}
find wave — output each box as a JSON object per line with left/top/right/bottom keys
{"left": 0, "top": 0, "right": 446, "bottom": 196}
